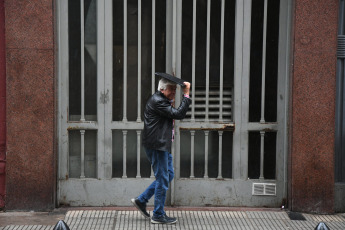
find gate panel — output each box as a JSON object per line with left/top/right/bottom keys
{"left": 173, "top": 0, "right": 290, "bottom": 207}
{"left": 57, "top": 0, "right": 291, "bottom": 207}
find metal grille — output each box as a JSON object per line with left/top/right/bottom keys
{"left": 185, "top": 87, "right": 233, "bottom": 121}
{"left": 338, "top": 35, "right": 345, "bottom": 59}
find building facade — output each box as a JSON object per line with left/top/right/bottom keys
{"left": 0, "top": 0, "right": 343, "bottom": 214}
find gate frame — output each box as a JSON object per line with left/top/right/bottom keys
{"left": 56, "top": 0, "right": 293, "bottom": 207}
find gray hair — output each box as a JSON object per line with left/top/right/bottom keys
{"left": 157, "top": 78, "right": 176, "bottom": 91}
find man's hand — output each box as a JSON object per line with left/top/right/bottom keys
{"left": 183, "top": 82, "right": 190, "bottom": 95}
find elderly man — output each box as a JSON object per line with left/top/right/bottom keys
{"left": 131, "top": 73, "right": 191, "bottom": 224}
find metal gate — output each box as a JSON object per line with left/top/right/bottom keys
{"left": 57, "top": 0, "right": 291, "bottom": 207}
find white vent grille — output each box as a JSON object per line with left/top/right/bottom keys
{"left": 252, "top": 183, "right": 276, "bottom": 196}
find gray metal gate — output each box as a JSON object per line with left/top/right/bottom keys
{"left": 57, "top": 0, "right": 291, "bottom": 207}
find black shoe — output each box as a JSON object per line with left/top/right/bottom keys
{"left": 131, "top": 198, "right": 150, "bottom": 218}
{"left": 151, "top": 214, "right": 177, "bottom": 224}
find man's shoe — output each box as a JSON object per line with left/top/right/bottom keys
{"left": 151, "top": 214, "right": 177, "bottom": 224}
{"left": 131, "top": 198, "right": 150, "bottom": 218}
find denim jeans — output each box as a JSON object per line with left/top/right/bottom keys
{"left": 137, "top": 148, "right": 174, "bottom": 218}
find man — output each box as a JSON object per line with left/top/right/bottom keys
{"left": 131, "top": 73, "right": 191, "bottom": 224}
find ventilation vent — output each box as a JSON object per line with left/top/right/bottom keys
{"left": 252, "top": 183, "right": 276, "bottom": 196}
{"left": 185, "top": 86, "right": 233, "bottom": 121}
{"left": 338, "top": 35, "right": 345, "bottom": 59}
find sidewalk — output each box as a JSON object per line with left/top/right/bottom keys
{"left": 1, "top": 207, "right": 345, "bottom": 230}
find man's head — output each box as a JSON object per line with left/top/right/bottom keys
{"left": 158, "top": 78, "right": 177, "bottom": 100}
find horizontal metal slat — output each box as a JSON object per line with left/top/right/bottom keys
{"left": 191, "top": 104, "right": 232, "bottom": 109}
{"left": 187, "top": 111, "right": 232, "bottom": 116}
{"left": 338, "top": 35, "right": 345, "bottom": 58}
{"left": 193, "top": 90, "right": 232, "bottom": 96}
{"left": 194, "top": 97, "right": 232, "bottom": 102}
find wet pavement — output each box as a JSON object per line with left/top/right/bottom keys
{"left": 1, "top": 207, "right": 345, "bottom": 229}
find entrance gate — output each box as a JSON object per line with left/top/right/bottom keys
{"left": 57, "top": 0, "right": 291, "bottom": 207}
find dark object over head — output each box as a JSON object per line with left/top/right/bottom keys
{"left": 53, "top": 220, "right": 70, "bottom": 230}
{"left": 155, "top": 72, "right": 186, "bottom": 87}
{"left": 314, "top": 222, "right": 330, "bottom": 230}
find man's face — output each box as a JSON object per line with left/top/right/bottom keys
{"left": 161, "top": 85, "right": 177, "bottom": 101}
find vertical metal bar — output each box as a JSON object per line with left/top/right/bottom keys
{"left": 171, "top": 129, "right": 175, "bottom": 205}
{"left": 205, "top": 0, "right": 211, "bottom": 121}
{"left": 173, "top": 0, "right": 182, "bottom": 208}
{"left": 136, "top": 130, "right": 141, "bottom": 178}
{"left": 218, "top": 131, "right": 223, "bottom": 179}
{"left": 260, "top": 131, "right": 265, "bottom": 179}
{"left": 137, "top": 0, "right": 142, "bottom": 122}
{"left": 342, "top": 64, "right": 345, "bottom": 180}
{"left": 80, "top": 130, "right": 86, "bottom": 178}
{"left": 175, "top": 0, "right": 182, "bottom": 108}
{"left": 336, "top": 0, "right": 345, "bottom": 182}
{"left": 260, "top": 0, "right": 268, "bottom": 123}
{"left": 104, "top": 0, "right": 113, "bottom": 179}
{"left": 175, "top": 128, "right": 181, "bottom": 179}
{"left": 172, "top": 0, "right": 177, "bottom": 74}
{"left": 277, "top": 0, "right": 292, "bottom": 197}
{"left": 232, "top": 0, "right": 245, "bottom": 180}
{"left": 191, "top": 0, "right": 196, "bottom": 121}
{"left": 239, "top": 0, "right": 252, "bottom": 180}
{"left": 338, "top": 60, "right": 345, "bottom": 182}
{"left": 123, "top": 0, "right": 128, "bottom": 122}
{"left": 150, "top": 0, "right": 156, "bottom": 179}
{"left": 98, "top": 0, "right": 106, "bottom": 179}
{"left": 342, "top": 63, "right": 345, "bottom": 180}
{"left": 219, "top": 0, "right": 225, "bottom": 121}
{"left": 122, "top": 130, "right": 128, "bottom": 178}
{"left": 152, "top": 0, "right": 156, "bottom": 95}
{"left": 166, "top": 0, "right": 173, "bottom": 74}
{"left": 58, "top": 0, "right": 69, "bottom": 181}
{"left": 204, "top": 131, "right": 209, "bottom": 178}
{"left": 80, "top": 0, "right": 85, "bottom": 122}
{"left": 190, "top": 130, "right": 195, "bottom": 178}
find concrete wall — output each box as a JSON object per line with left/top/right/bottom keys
{"left": 5, "top": 0, "right": 56, "bottom": 210}
{"left": 289, "top": 0, "right": 338, "bottom": 213}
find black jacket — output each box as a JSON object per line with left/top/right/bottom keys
{"left": 142, "top": 91, "right": 192, "bottom": 152}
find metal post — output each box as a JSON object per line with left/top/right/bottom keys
{"left": 136, "top": 130, "right": 141, "bottom": 178}
{"left": 191, "top": 0, "right": 196, "bottom": 122}
{"left": 260, "top": 131, "right": 265, "bottom": 179}
{"left": 123, "top": 0, "right": 128, "bottom": 122}
{"left": 80, "top": 130, "right": 86, "bottom": 178}
{"left": 218, "top": 131, "right": 223, "bottom": 179}
{"left": 122, "top": 130, "right": 127, "bottom": 178}
{"left": 204, "top": 131, "right": 209, "bottom": 178}
{"left": 205, "top": 0, "right": 211, "bottom": 121}
{"left": 152, "top": 0, "right": 156, "bottom": 95}
{"left": 190, "top": 130, "right": 195, "bottom": 178}
{"left": 260, "top": 0, "right": 268, "bottom": 123}
{"left": 172, "top": 0, "right": 177, "bottom": 74}
{"left": 137, "top": 0, "right": 142, "bottom": 122}
{"left": 336, "top": 0, "right": 345, "bottom": 182}
{"left": 219, "top": 0, "right": 225, "bottom": 121}
{"left": 80, "top": 0, "right": 85, "bottom": 122}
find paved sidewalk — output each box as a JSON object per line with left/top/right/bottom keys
{"left": 1, "top": 209, "right": 345, "bottom": 230}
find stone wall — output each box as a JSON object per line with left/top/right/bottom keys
{"left": 290, "top": 0, "right": 338, "bottom": 213}
{"left": 5, "top": 0, "right": 55, "bottom": 210}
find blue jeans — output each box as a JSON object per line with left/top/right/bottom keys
{"left": 137, "top": 148, "right": 174, "bottom": 217}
